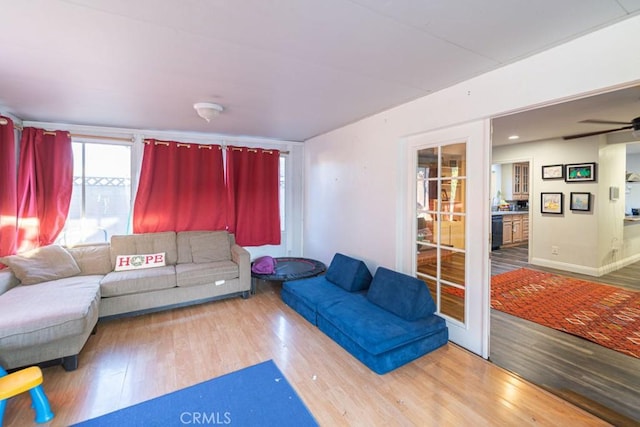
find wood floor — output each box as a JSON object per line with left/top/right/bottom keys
{"left": 3, "top": 283, "right": 608, "bottom": 427}
{"left": 490, "top": 245, "right": 640, "bottom": 426}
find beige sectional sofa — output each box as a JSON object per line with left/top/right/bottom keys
{"left": 0, "top": 230, "right": 250, "bottom": 371}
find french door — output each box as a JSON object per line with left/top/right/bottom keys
{"left": 403, "top": 120, "right": 490, "bottom": 357}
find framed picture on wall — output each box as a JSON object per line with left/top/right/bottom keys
{"left": 570, "top": 192, "right": 591, "bottom": 211}
{"left": 541, "top": 192, "right": 563, "bottom": 214}
{"left": 542, "top": 164, "right": 564, "bottom": 179}
{"left": 565, "top": 162, "right": 596, "bottom": 182}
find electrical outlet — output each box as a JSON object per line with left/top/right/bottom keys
{"left": 551, "top": 246, "right": 559, "bottom": 255}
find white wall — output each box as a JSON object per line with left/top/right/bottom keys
{"left": 303, "top": 15, "right": 640, "bottom": 272}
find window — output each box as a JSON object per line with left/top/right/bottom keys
{"left": 58, "top": 141, "right": 132, "bottom": 245}
{"left": 58, "top": 141, "right": 286, "bottom": 245}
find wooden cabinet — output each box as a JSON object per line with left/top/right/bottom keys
{"left": 502, "top": 217, "right": 513, "bottom": 245}
{"left": 512, "top": 216, "right": 523, "bottom": 242}
{"left": 501, "top": 214, "right": 528, "bottom": 246}
{"left": 512, "top": 162, "right": 529, "bottom": 200}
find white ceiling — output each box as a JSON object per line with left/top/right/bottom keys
{"left": 492, "top": 84, "right": 640, "bottom": 147}
{"left": 1, "top": 0, "right": 639, "bottom": 142}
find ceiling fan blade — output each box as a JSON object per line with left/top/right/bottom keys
{"left": 563, "top": 125, "right": 633, "bottom": 140}
{"left": 579, "top": 119, "right": 631, "bottom": 125}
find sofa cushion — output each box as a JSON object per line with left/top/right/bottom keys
{"left": 110, "top": 231, "right": 177, "bottom": 268}
{"left": 0, "top": 275, "right": 101, "bottom": 346}
{"left": 366, "top": 267, "right": 436, "bottom": 321}
{"left": 318, "top": 293, "right": 446, "bottom": 355}
{"left": 177, "top": 231, "right": 231, "bottom": 264}
{"left": 100, "top": 266, "right": 176, "bottom": 297}
{"left": 67, "top": 243, "right": 112, "bottom": 276}
{"left": 0, "top": 270, "right": 19, "bottom": 296}
{"left": 316, "top": 293, "right": 448, "bottom": 374}
{"left": 281, "top": 276, "right": 358, "bottom": 325}
{"left": 325, "top": 253, "right": 372, "bottom": 292}
{"left": 175, "top": 261, "right": 239, "bottom": 287}
{"left": 0, "top": 245, "right": 81, "bottom": 285}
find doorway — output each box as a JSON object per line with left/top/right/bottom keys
{"left": 488, "top": 85, "right": 640, "bottom": 424}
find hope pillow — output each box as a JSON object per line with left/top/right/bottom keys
{"left": 114, "top": 253, "right": 166, "bottom": 271}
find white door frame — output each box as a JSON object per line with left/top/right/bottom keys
{"left": 399, "top": 119, "right": 491, "bottom": 358}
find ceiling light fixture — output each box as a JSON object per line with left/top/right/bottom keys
{"left": 193, "top": 102, "right": 224, "bottom": 122}
{"left": 508, "top": 135, "right": 520, "bottom": 140}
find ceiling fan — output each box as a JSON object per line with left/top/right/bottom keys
{"left": 562, "top": 116, "right": 640, "bottom": 140}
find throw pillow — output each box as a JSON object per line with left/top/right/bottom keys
{"left": 0, "top": 245, "right": 81, "bottom": 285}
{"left": 366, "top": 267, "right": 436, "bottom": 321}
{"left": 114, "top": 253, "right": 166, "bottom": 271}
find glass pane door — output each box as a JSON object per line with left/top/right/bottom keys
{"left": 416, "top": 143, "right": 466, "bottom": 323}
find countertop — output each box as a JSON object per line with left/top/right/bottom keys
{"left": 492, "top": 211, "right": 529, "bottom": 216}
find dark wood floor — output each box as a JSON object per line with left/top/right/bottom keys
{"left": 490, "top": 245, "right": 640, "bottom": 426}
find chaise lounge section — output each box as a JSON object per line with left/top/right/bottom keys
{"left": 0, "top": 230, "right": 250, "bottom": 371}
{"left": 282, "top": 253, "right": 448, "bottom": 374}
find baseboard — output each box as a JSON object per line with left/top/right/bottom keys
{"left": 530, "top": 253, "right": 640, "bottom": 277}
{"left": 529, "top": 257, "right": 600, "bottom": 276}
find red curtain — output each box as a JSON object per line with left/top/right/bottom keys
{"left": 133, "top": 139, "right": 227, "bottom": 233}
{"left": 0, "top": 117, "right": 17, "bottom": 258}
{"left": 16, "top": 128, "right": 73, "bottom": 251}
{"left": 226, "top": 146, "right": 281, "bottom": 246}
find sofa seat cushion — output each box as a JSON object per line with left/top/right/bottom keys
{"left": 317, "top": 293, "right": 448, "bottom": 374}
{"left": 100, "top": 266, "right": 176, "bottom": 297}
{"left": 175, "top": 261, "right": 239, "bottom": 287}
{"left": 318, "top": 293, "right": 447, "bottom": 355}
{"left": 0, "top": 276, "right": 101, "bottom": 348}
{"left": 282, "top": 276, "right": 356, "bottom": 325}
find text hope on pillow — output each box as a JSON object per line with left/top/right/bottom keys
{"left": 115, "top": 253, "right": 166, "bottom": 271}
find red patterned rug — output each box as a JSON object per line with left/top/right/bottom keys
{"left": 491, "top": 268, "right": 640, "bottom": 359}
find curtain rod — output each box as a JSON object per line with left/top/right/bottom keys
{"left": 66, "top": 132, "right": 134, "bottom": 143}
{"left": 143, "top": 138, "right": 289, "bottom": 154}
{"left": 0, "top": 120, "right": 133, "bottom": 142}
{"left": 1, "top": 119, "right": 290, "bottom": 152}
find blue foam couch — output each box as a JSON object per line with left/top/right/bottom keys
{"left": 281, "top": 253, "right": 448, "bottom": 374}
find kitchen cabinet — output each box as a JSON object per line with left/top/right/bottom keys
{"left": 500, "top": 162, "right": 529, "bottom": 201}
{"left": 501, "top": 214, "right": 528, "bottom": 246}
{"left": 512, "top": 162, "right": 529, "bottom": 200}
{"left": 502, "top": 217, "right": 513, "bottom": 245}
{"left": 512, "top": 216, "right": 523, "bottom": 242}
